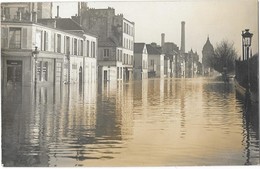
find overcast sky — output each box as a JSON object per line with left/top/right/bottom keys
{"left": 52, "top": 0, "right": 258, "bottom": 59}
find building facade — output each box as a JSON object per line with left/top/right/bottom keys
{"left": 75, "top": 5, "right": 135, "bottom": 82}
{"left": 146, "top": 44, "right": 164, "bottom": 78}
{"left": 133, "top": 43, "right": 148, "bottom": 80}
{"left": 1, "top": 2, "right": 53, "bottom": 21}
{"left": 1, "top": 20, "right": 97, "bottom": 86}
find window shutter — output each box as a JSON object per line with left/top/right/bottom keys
{"left": 1, "top": 27, "right": 8, "bottom": 48}
{"left": 45, "top": 31, "right": 48, "bottom": 51}
{"left": 51, "top": 33, "right": 54, "bottom": 52}
{"left": 22, "top": 28, "right": 27, "bottom": 49}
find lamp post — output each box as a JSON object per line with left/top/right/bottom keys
{"left": 32, "top": 46, "right": 39, "bottom": 88}
{"left": 241, "top": 29, "right": 253, "bottom": 96}
{"left": 65, "top": 51, "right": 70, "bottom": 84}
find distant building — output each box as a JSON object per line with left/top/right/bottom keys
{"left": 1, "top": 2, "right": 53, "bottom": 21}
{"left": 133, "top": 43, "right": 148, "bottom": 80}
{"left": 202, "top": 36, "right": 214, "bottom": 76}
{"left": 73, "top": 4, "right": 135, "bottom": 83}
{"left": 146, "top": 44, "right": 164, "bottom": 78}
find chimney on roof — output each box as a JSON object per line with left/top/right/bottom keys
{"left": 78, "top": 2, "right": 81, "bottom": 16}
{"left": 56, "top": 6, "right": 59, "bottom": 18}
{"left": 32, "top": 11, "right": 37, "bottom": 23}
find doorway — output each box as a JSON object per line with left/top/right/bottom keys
{"left": 7, "top": 60, "right": 22, "bottom": 84}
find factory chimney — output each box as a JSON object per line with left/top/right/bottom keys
{"left": 181, "top": 21, "right": 185, "bottom": 53}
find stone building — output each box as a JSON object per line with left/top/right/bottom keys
{"left": 1, "top": 2, "right": 53, "bottom": 21}
{"left": 1, "top": 17, "right": 97, "bottom": 86}
{"left": 146, "top": 44, "right": 164, "bottom": 78}
{"left": 133, "top": 43, "right": 148, "bottom": 80}
{"left": 73, "top": 4, "right": 135, "bottom": 82}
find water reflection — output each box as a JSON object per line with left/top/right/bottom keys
{"left": 2, "top": 78, "right": 259, "bottom": 166}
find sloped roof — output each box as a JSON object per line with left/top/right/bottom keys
{"left": 202, "top": 36, "right": 214, "bottom": 52}
{"left": 134, "top": 43, "right": 145, "bottom": 53}
{"left": 38, "top": 18, "right": 84, "bottom": 31}
{"left": 98, "top": 38, "right": 117, "bottom": 47}
{"left": 146, "top": 44, "right": 161, "bottom": 55}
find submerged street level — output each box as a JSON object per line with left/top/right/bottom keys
{"left": 2, "top": 78, "right": 259, "bottom": 166}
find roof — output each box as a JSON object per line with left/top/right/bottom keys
{"left": 98, "top": 38, "right": 117, "bottom": 47}
{"left": 134, "top": 43, "right": 145, "bottom": 53}
{"left": 146, "top": 44, "right": 162, "bottom": 55}
{"left": 202, "top": 36, "right": 214, "bottom": 52}
{"left": 38, "top": 18, "right": 84, "bottom": 31}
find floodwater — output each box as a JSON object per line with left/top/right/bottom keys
{"left": 2, "top": 78, "right": 259, "bottom": 166}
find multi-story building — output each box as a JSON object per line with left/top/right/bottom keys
{"left": 73, "top": 4, "right": 135, "bottom": 82}
{"left": 133, "top": 43, "right": 148, "bottom": 80}
{"left": 1, "top": 2, "right": 53, "bottom": 21}
{"left": 1, "top": 18, "right": 97, "bottom": 86}
{"left": 146, "top": 44, "right": 164, "bottom": 78}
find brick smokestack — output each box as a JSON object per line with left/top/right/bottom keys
{"left": 161, "top": 33, "right": 165, "bottom": 48}
{"left": 181, "top": 21, "right": 185, "bottom": 53}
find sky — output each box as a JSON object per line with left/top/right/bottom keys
{"left": 52, "top": 0, "right": 258, "bottom": 60}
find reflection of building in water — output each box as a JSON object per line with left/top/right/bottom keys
{"left": 2, "top": 85, "right": 49, "bottom": 166}
{"left": 96, "top": 81, "right": 134, "bottom": 140}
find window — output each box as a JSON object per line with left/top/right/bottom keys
{"left": 4, "top": 7, "right": 10, "bottom": 19}
{"left": 104, "top": 49, "right": 109, "bottom": 57}
{"left": 66, "top": 36, "right": 70, "bottom": 54}
{"left": 117, "top": 67, "right": 119, "bottom": 79}
{"left": 9, "top": 28, "right": 21, "bottom": 49}
{"left": 44, "top": 31, "right": 48, "bottom": 51}
{"left": 74, "top": 38, "right": 77, "bottom": 55}
{"left": 120, "top": 50, "right": 122, "bottom": 61}
{"left": 87, "top": 40, "right": 90, "bottom": 57}
{"left": 151, "top": 60, "right": 154, "bottom": 66}
{"left": 93, "top": 42, "right": 96, "bottom": 58}
{"left": 80, "top": 40, "right": 83, "bottom": 56}
{"left": 35, "top": 30, "right": 42, "bottom": 50}
{"left": 57, "top": 34, "right": 61, "bottom": 53}
{"left": 37, "top": 61, "right": 48, "bottom": 81}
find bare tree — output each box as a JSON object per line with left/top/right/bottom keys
{"left": 211, "top": 40, "right": 237, "bottom": 74}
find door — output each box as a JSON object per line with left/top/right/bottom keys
{"left": 7, "top": 60, "right": 22, "bottom": 84}
{"left": 104, "top": 70, "right": 107, "bottom": 83}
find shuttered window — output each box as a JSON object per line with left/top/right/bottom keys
{"left": 1, "top": 27, "right": 8, "bottom": 48}
{"left": 22, "top": 28, "right": 27, "bottom": 49}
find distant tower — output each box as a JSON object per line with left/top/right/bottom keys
{"left": 161, "top": 33, "right": 165, "bottom": 47}
{"left": 181, "top": 21, "right": 185, "bottom": 53}
{"left": 161, "top": 33, "right": 165, "bottom": 53}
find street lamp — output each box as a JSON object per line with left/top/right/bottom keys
{"left": 242, "top": 29, "right": 253, "bottom": 96}
{"left": 32, "top": 46, "right": 39, "bottom": 87}
{"left": 65, "top": 51, "right": 70, "bottom": 84}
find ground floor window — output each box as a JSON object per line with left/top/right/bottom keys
{"left": 37, "top": 61, "right": 48, "bottom": 81}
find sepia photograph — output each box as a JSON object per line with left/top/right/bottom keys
{"left": 1, "top": 0, "right": 259, "bottom": 167}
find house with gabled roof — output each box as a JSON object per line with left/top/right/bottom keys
{"left": 133, "top": 43, "right": 148, "bottom": 80}
{"left": 146, "top": 44, "right": 164, "bottom": 78}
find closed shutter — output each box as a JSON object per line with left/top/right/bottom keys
{"left": 51, "top": 32, "right": 54, "bottom": 52}
{"left": 22, "top": 28, "right": 27, "bottom": 49}
{"left": 1, "top": 27, "right": 8, "bottom": 48}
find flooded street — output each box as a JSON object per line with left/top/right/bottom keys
{"left": 2, "top": 78, "right": 259, "bottom": 166}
